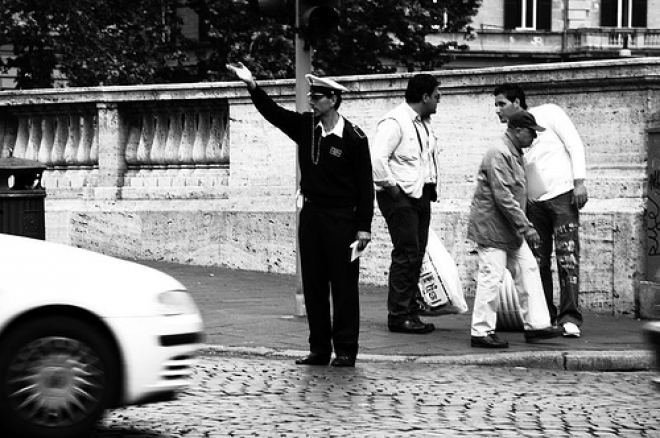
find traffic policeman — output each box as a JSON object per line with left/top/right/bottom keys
{"left": 227, "top": 62, "right": 374, "bottom": 367}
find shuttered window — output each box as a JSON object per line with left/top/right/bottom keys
{"left": 632, "top": 0, "right": 647, "bottom": 27}
{"left": 601, "top": 0, "right": 647, "bottom": 27}
{"left": 537, "top": 0, "right": 552, "bottom": 31}
{"left": 504, "top": 0, "right": 521, "bottom": 29}
{"left": 504, "top": 0, "right": 552, "bottom": 31}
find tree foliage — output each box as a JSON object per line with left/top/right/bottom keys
{"left": 197, "top": 0, "right": 481, "bottom": 81}
{"left": 0, "top": 0, "right": 188, "bottom": 88}
{"left": 0, "top": 0, "right": 481, "bottom": 88}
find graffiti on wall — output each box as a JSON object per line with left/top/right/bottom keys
{"left": 649, "top": 165, "right": 660, "bottom": 256}
{"left": 647, "top": 133, "right": 660, "bottom": 282}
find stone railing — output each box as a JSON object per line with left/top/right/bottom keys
{"left": 0, "top": 88, "right": 230, "bottom": 199}
{"left": 428, "top": 28, "right": 660, "bottom": 57}
{"left": 121, "top": 101, "right": 229, "bottom": 195}
{"left": 1, "top": 104, "right": 99, "bottom": 189}
{"left": 567, "top": 28, "right": 660, "bottom": 50}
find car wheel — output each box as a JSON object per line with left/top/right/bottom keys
{"left": 0, "top": 316, "right": 119, "bottom": 438}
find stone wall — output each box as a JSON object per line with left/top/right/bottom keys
{"left": 2, "top": 57, "right": 659, "bottom": 317}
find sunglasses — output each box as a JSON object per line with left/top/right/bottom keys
{"left": 308, "top": 92, "right": 330, "bottom": 101}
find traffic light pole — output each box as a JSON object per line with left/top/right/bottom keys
{"left": 294, "top": 0, "right": 312, "bottom": 317}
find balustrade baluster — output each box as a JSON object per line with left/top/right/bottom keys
{"left": 179, "top": 109, "right": 195, "bottom": 166}
{"left": 193, "top": 109, "right": 210, "bottom": 164}
{"left": 206, "top": 111, "right": 228, "bottom": 163}
{"left": 0, "top": 119, "right": 6, "bottom": 158}
{"left": 0, "top": 118, "right": 17, "bottom": 158}
{"left": 51, "top": 113, "right": 69, "bottom": 166}
{"left": 38, "top": 114, "right": 56, "bottom": 165}
{"left": 77, "top": 113, "right": 94, "bottom": 165}
{"left": 90, "top": 117, "right": 99, "bottom": 165}
{"left": 13, "top": 116, "right": 29, "bottom": 159}
{"left": 25, "top": 114, "right": 43, "bottom": 161}
{"left": 64, "top": 113, "right": 82, "bottom": 165}
{"left": 125, "top": 117, "right": 141, "bottom": 165}
{"left": 0, "top": 119, "right": 4, "bottom": 157}
{"left": 137, "top": 112, "right": 155, "bottom": 164}
{"left": 164, "top": 108, "right": 183, "bottom": 165}
{"left": 151, "top": 111, "right": 168, "bottom": 164}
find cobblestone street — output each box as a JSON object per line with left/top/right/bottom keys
{"left": 91, "top": 355, "right": 660, "bottom": 437}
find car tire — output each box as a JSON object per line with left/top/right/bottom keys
{"left": 0, "top": 315, "right": 119, "bottom": 438}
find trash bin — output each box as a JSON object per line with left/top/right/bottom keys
{"left": 0, "top": 158, "right": 46, "bottom": 240}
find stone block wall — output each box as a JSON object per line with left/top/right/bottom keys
{"left": 2, "top": 57, "right": 658, "bottom": 317}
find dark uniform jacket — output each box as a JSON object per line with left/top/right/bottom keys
{"left": 249, "top": 86, "right": 374, "bottom": 233}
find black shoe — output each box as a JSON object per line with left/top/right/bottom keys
{"left": 295, "top": 353, "right": 331, "bottom": 366}
{"left": 388, "top": 319, "right": 435, "bottom": 334}
{"left": 471, "top": 333, "right": 509, "bottom": 348}
{"left": 524, "top": 326, "right": 564, "bottom": 343}
{"left": 331, "top": 355, "right": 356, "bottom": 367}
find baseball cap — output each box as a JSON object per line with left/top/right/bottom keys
{"left": 507, "top": 111, "right": 546, "bottom": 132}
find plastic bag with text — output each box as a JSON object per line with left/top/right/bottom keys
{"left": 416, "top": 228, "right": 468, "bottom": 316}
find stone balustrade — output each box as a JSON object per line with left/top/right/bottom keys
{"left": 0, "top": 88, "right": 230, "bottom": 198}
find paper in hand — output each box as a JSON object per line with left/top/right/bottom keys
{"left": 350, "top": 240, "right": 365, "bottom": 262}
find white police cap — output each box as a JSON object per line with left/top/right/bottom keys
{"left": 306, "top": 74, "right": 349, "bottom": 94}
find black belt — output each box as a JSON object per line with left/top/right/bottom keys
{"left": 303, "top": 196, "right": 356, "bottom": 210}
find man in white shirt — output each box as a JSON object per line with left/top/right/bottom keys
{"left": 371, "top": 74, "right": 441, "bottom": 334}
{"left": 493, "top": 84, "right": 588, "bottom": 338}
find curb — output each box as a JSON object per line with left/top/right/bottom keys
{"left": 200, "top": 346, "right": 656, "bottom": 372}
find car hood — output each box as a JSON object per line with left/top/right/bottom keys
{"left": 0, "top": 234, "right": 188, "bottom": 318}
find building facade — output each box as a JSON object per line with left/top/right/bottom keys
{"left": 430, "top": 0, "right": 660, "bottom": 68}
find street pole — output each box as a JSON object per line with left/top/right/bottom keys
{"left": 294, "top": 0, "right": 311, "bottom": 317}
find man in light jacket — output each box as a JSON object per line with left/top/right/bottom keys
{"left": 371, "top": 74, "right": 441, "bottom": 334}
{"left": 468, "top": 111, "right": 564, "bottom": 348}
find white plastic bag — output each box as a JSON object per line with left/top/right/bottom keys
{"left": 417, "top": 228, "right": 468, "bottom": 315}
{"left": 496, "top": 268, "right": 525, "bottom": 331}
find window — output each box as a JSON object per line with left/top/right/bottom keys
{"left": 504, "top": 0, "right": 552, "bottom": 31}
{"left": 601, "top": 0, "right": 647, "bottom": 28}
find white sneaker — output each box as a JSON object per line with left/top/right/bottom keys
{"left": 563, "top": 322, "right": 581, "bottom": 337}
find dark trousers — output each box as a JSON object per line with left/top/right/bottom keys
{"left": 527, "top": 190, "right": 582, "bottom": 327}
{"left": 299, "top": 202, "right": 360, "bottom": 358}
{"left": 377, "top": 185, "right": 433, "bottom": 325}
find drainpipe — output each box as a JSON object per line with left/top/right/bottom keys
{"left": 561, "top": 0, "right": 569, "bottom": 61}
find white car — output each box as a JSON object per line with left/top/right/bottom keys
{"left": 0, "top": 234, "right": 204, "bottom": 438}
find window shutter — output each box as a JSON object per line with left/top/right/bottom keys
{"left": 632, "top": 0, "right": 647, "bottom": 27}
{"left": 537, "top": 0, "right": 552, "bottom": 30}
{"left": 601, "top": 0, "right": 618, "bottom": 26}
{"left": 504, "top": 0, "right": 521, "bottom": 29}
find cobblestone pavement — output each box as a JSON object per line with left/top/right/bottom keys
{"left": 91, "top": 355, "right": 660, "bottom": 438}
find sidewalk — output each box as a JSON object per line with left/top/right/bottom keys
{"left": 138, "top": 260, "right": 657, "bottom": 371}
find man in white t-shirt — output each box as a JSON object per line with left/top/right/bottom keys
{"left": 492, "top": 84, "right": 588, "bottom": 338}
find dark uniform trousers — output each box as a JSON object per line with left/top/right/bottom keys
{"left": 299, "top": 201, "right": 360, "bottom": 359}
